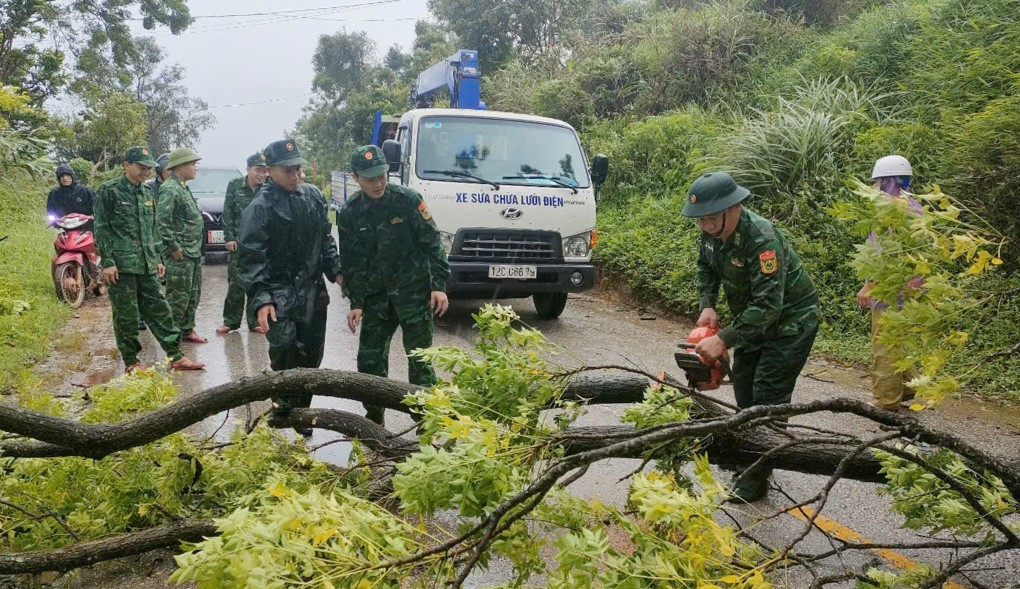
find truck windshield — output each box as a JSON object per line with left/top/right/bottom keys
{"left": 415, "top": 116, "right": 591, "bottom": 188}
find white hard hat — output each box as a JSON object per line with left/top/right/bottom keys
{"left": 871, "top": 155, "right": 913, "bottom": 180}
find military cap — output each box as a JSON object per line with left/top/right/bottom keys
{"left": 349, "top": 145, "right": 387, "bottom": 179}
{"left": 246, "top": 151, "right": 268, "bottom": 168}
{"left": 167, "top": 147, "right": 201, "bottom": 170}
{"left": 681, "top": 172, "right": 750, "bottom": 218}
{"left": 124, "top": 146, "right": 159, "bottom": 167}
{"left": 155, "top": 153, "right": 170, "bottom": 174}
{"left": 263, "top": 139, "right": 307, "bottom": 167}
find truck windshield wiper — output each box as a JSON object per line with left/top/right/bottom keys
{"left": 502, "top": 174, "right": 579, "bottom": 194}
{"left": 422, "top": 169, "right": 500, "bottom": 190}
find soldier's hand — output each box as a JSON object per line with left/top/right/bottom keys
{"left": 856, "top": 281, "right": 874, "bottom": 308}
{"left": 697, "top": 308, "right": 719, "bottom": 329}
{"left": 171, "top": 249, "right": 183, "bottom": 261}
{"left": 157, "top": 263, "right": 166, "bottom": 278}
{"left": 347, "top": 309, "right": 363, "bottom": 334}
{"left": 430, "top": 291, "right": 449, "bottom": 317}
{"left": 257, "top": 305, "right": 277, "bottom": 332}
{"left": 694, "top": 334, "right": 727, "bottom": 362}
{"left": 225, "top": 241, "right": 238, "bottom": 252}
{"left": 102, "top": 266, "right": 119, "bottom": 285}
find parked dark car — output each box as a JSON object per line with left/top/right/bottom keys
{"left": 191, "top": 167, "right": 242, "bottom": 253}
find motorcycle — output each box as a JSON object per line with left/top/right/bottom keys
{"left": 50, "top": 213, "right": 101, "bottom": 308}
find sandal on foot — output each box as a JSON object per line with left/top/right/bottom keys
{"left": 182, "top": 331, "right": 208, "bottom": 344}
{"left": 171, "top": 357, "right": 205, "bottom": 371}
{"left": 215, "top": 325, "right": 235, "bottom": 335}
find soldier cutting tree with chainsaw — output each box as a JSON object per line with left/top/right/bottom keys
{"left": 679, "top": 172, "right": 821, "bottom": 503}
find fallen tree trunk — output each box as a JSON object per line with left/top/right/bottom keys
{"left": 2, "top": 368, "right": 1019, "bottom": 580}
{"left": 0, "top": 370, "right": 648, "bottom": 459}
{"left": 2, "top": 369, "right": 1017, "bottom": 497}
{"left": 0, "top": 519, "right": 216, "bottom": 575}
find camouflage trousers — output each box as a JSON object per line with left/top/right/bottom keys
{"left": 267, "top": 289, "right": 330, "bottom": 414}
{"left": 107, "top": 272, "right": 182, "bottom": 367}
{"left": 165, "top": 256, "right": 202, "bottom": 332}
{"left": 729, "top": 317, "right": 818, "bottom": 485}
{"left": 222, "top": 250, "right": 256, "bottom": 330}
{"left": 357, "top": 290, "right": 437, "bottom": 424}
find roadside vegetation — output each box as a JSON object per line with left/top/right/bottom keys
{"left": 0, "top": 126, "right": 69, "bottom": 394}
{"left": 295, "top": 0, "right": 1020, "bottom": 397}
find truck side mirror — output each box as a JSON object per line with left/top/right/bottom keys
{"left": 591, "top": 154, "right": 609, "bottom": 186}
{"left": 382, "top": 139, "right": 402, "bottom": 173}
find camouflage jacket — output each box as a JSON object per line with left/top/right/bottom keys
{"left": 697, "top": 208, "right": 819, "bottom": 349}
{"left": 238, "top": 180, "right": 342, "bottom": 318}
{"left": 94, "top": 175, "right": 161, "bottom": 275}
{"left": 156, "top": 176, "right": 204, "bottom": 260}
{"left": 337, "top": 183, "right": 450, "bottom": 310}
{"left": 222, "top": 175, "right": 261, "bottom": 243}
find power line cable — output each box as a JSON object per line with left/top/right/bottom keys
{"left": 128, "top": 0, "right": 402, "bottom": 20}
{"left": 207, "top": 93, "right": 314, "bottom": 109}
{"left": 134, "top": 0, "right": 409, "bottom": 36}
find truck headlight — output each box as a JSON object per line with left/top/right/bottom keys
{"left": 440, "top": 231, "right": 454, "bottom": 255}
{"left": 562, "top": 233, "right": 590, "bottom": 258}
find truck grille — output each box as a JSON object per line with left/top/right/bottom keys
{"left": 452, "top": 229, "right": 562, "bottom": 262}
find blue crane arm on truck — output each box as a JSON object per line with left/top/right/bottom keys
{"left": 371, "top": 49, "right": 484, "bottom": 145}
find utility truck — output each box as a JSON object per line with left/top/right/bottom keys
{"left": 373, "top": 49, "right": 608, "bottom": 319}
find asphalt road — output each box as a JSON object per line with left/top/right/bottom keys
{"left": 130, "top": 259, "right": 1020, "bottom": 588}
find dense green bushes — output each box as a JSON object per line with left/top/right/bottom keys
{"left": 573, "top": 0, "right": 1019, "bottom": 394}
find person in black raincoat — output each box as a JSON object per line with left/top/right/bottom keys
{"left": 47, "top": 163, "right": 96, "bottom": 230}
{"left": 238, "top": 138, "right": 342, "bottom": 436}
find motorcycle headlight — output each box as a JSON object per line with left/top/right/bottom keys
{"left": 562, "top": 233, "right": 591, "bottom": 258}
{"left": 440, "top": 231, "right": 455, "bottom": 255}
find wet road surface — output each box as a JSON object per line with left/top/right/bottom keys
{"left": 127, "top": 259, "right": 1019, "bottom": 587}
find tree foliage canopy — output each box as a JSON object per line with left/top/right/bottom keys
{"left": 0, "top": 0, "right": 191, "bottom": 104}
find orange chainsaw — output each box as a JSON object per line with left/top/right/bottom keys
{"left": 674, "top": 326, "right": 731, "bottom": 390}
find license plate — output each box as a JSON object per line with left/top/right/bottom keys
{"left": 207, "top": 230, "right": 224, "bottom": 244}
{"left": 488, "top": 265, "right": 537, "bottom": 280}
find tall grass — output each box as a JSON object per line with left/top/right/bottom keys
{"left": 714, "top": 78, "right": 897, "bottom": 220}
{"left": 0, "top": 130, "right": 70, "bottom": 394}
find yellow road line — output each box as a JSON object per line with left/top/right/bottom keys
{"left": 787, "top": 506, "right": 966, "bottom": 589}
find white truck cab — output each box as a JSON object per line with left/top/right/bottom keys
{"left": 381, "top": 107, "right": 608, "bottom": 319}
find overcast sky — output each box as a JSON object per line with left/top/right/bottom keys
{"left": 129, "top": 0, "right": 430, "bottom": 169}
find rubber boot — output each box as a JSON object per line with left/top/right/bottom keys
{"left": 727, "top": 466, "right": 772, "bottom": 503}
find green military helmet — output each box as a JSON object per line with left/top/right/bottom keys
{"left": 246, "top": 151, "right": 267, "bottom": 168}
{"left": 263, "top": 139, "right": 308, "bottom": 167}
{"left": 124, "top": 146, "right": 159, "bottom": 167}
{"left": 681, "top": 172, "right": 750, "bottom": 218}
{"left": 167, "top": 147, "right": 201, "bottom": 169}
{"left": 350, "top": 145, "right": 388, "bottom": 179}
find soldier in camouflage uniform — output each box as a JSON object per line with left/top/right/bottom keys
{"left": 217, "top": 152, "right": 269, "bottom": 335}
{"left": 238, "top": 139, "right": 342, "bottom": 435}
{"left": 143, "top": 153, "right": 171, "bottom": 203}
{"left": 157, "top": 148, "right": 207, "bottom": 344}
{"left": 94, "top": 146, "right": 204, "bottom": 372}
{"left": 139, "top": 152, "right": 172, "bottom": 332}
{"left": 683, "top": 172, "right": 819, "bottom": 503}
{"left": 338, "top": 145, "right": 451, "bottom": 425}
